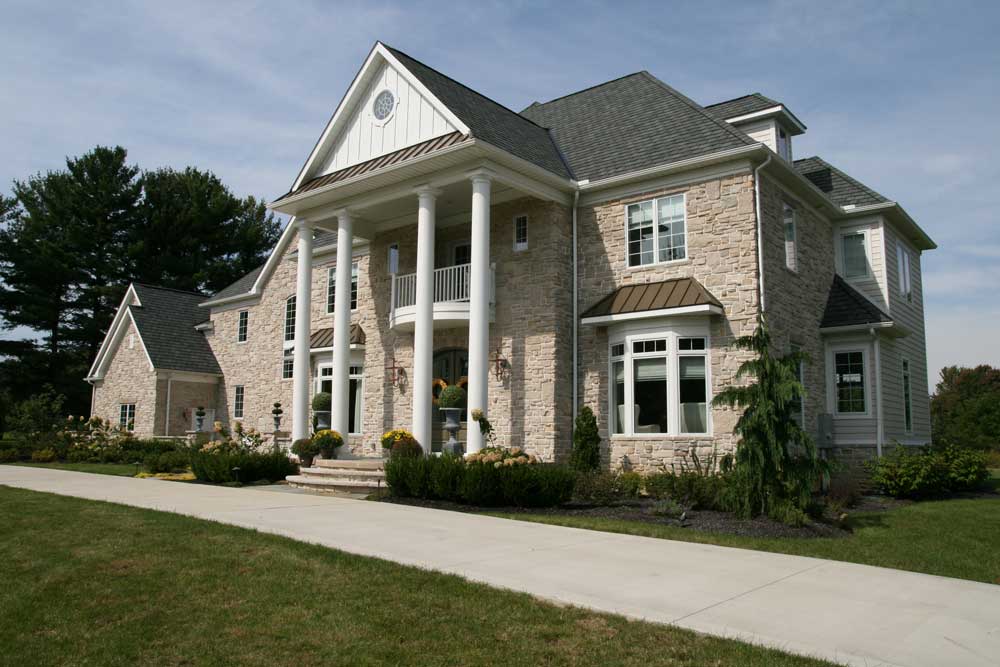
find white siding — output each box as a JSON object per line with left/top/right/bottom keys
{"left": 318, "top": 62, "right": 457, "bottom": 175}
{"left": 736, "top": 119, "right": 777, "bottom": 152}
{"left": 881, "top": 224, "right": 932, "bottom": 444}
{"left": 834, "top": 219, "right": 889, "bottom": 312}
{"left": 826, "top": 337, "right": 878, "bottom": 445}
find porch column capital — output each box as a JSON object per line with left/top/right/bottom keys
{"left": 467, "top": 167, "right": 496, "bottom": 185}
{"left": 414, "top": 185, "right": 442, "bottom": 200}
{"left": 294, "top": 217, "right": 315, "bottom": 231}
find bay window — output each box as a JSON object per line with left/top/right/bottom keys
{"left": 627, "top": 194, "right": 686, "bottom": 267}
{"left": 609, "top": 332, "right": 710, "bottom": 436}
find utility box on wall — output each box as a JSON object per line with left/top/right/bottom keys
{"left": 816, "top": 413, "right": 834, "bottom": 449}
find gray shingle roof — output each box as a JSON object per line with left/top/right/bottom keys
{"left": 704, "top": 93, "right": 781, "bottom": 120}
{"left": 384, "top": 45, "right": 571, "bottom": 179}
{"left": 130, "top": 284, "right": 222, "bottom": 375}
{"left": 210, "top": 265, "right": 264, "bottom": 301}
{"left": 821, "top": 275, "right": 892, "bottom": 329}
{"left": 795, "top": 156, "right": 890, "bottom": 209}
{"left": 520, "top": 72, "right": 754, "bottom": 183}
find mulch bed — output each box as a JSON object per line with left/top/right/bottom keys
{"left": 377, "top": 495, "right": 852, "bottom": 540}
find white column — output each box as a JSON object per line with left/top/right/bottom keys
{"left": 291, "top": 219, "right": 314, "bottom": 442}
{"left": 331, "top": 210, "right": 354, "bottom": 442}
{"left": 467, "top": 172, "right": 492, "bottom": 454}
{"left": 412, "top": 187, "right": 439, "bottom": 453}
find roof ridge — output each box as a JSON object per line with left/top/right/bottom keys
{"left": 132, "top": 282, "right": 208, "bottom": 298}
{"left": 637, "top": 72, "right": 756, "bottom": 147}
{"left": 382, "top": 43, "right": 552, "bottom": 133}
{"left": 796, "top": 156, "right": 890, "bottom": 204}
{"left": 704, "top": 92, "right": 777, "bottom": 109}
{"left": 520, "top": 71, "right": 647, "bottom": 111}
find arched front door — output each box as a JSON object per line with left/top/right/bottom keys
{"left": 431, "top": 348, "right": 468, "bottom": 427}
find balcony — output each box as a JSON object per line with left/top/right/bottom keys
{"left": 389, "top": 262, "right": 495, "bottom": 330}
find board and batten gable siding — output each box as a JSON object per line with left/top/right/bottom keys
{"left": 833, "top": 218, "right": 889, "bottom": 313}
{"left": 881, "top": 223, "right": 932, "bottom": 444}
{"left": 91, "top": 320, "right": 161, "bottom": 437}
{"left": 318, "top": 61, "right": 458, "bottom": 176}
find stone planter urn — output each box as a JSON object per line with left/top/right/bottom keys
{"left": 195, "top": 406, "right": 206, "bottom": 432}
{"left": 440, "top": 407, "right": 464, "bottom": 456}
{"left": 315, "top": 411, "right": 332, "bottom": 431}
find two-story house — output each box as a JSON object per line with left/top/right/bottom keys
{"left": 86, "top": 42, "right": 935, "bottom": 474}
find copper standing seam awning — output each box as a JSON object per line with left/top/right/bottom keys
{"left": 309, "top": 324, "right": 366, "bottom": 349}
{"left": 581, "top": 277, "right": 724, "bottom": 324}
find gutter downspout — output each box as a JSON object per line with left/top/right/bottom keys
{"left": 753, "top": 153, "right": 773, "bottom": 314}
{"left": 571, "top": 189, "right": 580, "bottom": 423}
{"left": 872, "top": 328, "right": 884, "bottom": 457}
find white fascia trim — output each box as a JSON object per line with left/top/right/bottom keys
{"left": 289, "top": 42, "right": 470, "bottom": 193}
{"left": 581, "top": 304, "right": 723, "bottom": 326}
{"left": 193, "top": 321, "right": 214, "bottom": 331}
{"left": 309, "top": 344, "right": 366, "bottom": 355}
{"left": 154, "top": 370, "right": 222, "bottom": 384}
{"left": 87, "top": 308, "right": 154, "bottom": 381}
{"left": 725, "top": 105, "right": 807, "bottom": 134}
{"left": 578, "top": 144, "right": 765, "bottom": 194}
{"left": 820, "top": 321, "right": 895, "bottom": 335}
{"left": 86, "top": 284, "right": 141, "bottom": 378}
{"left": 840, "top": 201, "right": 936, "bottom": 251}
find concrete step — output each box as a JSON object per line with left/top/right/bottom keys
{"left": 313, "top": 458, "right": 385, "bottom": 471}
{"left": 300, "top": 467, "right": 385, "bottom": 479}
{"left": 285, "top": 475, "right": 387, "bottom": 495}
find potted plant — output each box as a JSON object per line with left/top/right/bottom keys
{"left": 195, "top": 406, "right": 206, "bottom": 432}
{"left": 381, "top": 429, "right": 418, "bottom": 459}
{"left": 291, "top": 438, "right": 319, "bottom": 467}
{"left": 271, "top": 402, "right": 283, "bottom": 432}
{"left": 313, "top": 429, "right": 344, "bottom": 459}
{"left": 437, "top": 385, "right": 466, "bottom": 456}
{"left": 312, "top": 392, "right": 332, "bottom": 430}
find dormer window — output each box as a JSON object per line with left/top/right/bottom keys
{"left": 777, "top": 127, "right": 792, "bottom": 161}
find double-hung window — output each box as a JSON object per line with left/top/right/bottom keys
{"left": 316, "top": 364, "right": 364, "bottom": 434}
{"left": 841, "top": 231, "right": 869, "bottom": 279}
{"left": 610, "top": 333, "right": 710, "bottom": 436}
{"left": 283, "top": 296, "right": 296, "bottom": 343}
{"left": 237, "top": 310, "right": 249, "bottom": 343}
{"left": 119, "top": 403, "right": 136, "bottom": 429}
{"left": 902, "top": 359, "right": 913, "bottom": 433}
{"left": 282, "top": 354, "right": 294, "bottom": 380}
{"left": 513, "top": 214, "right": 528, "bottom": 251}
{"left": 896, "top": 244, "right": 912, "bottom": 302}
{"left": 627, "top": 194, "right": 686, "bottom": 267}
{"left": 327, "top": 262, "right": 359, "bottom": 314}
{"left": 783, "top": 203, "right": 797, "bottom": 272}
{"left": 834, "top": 350, "right": 867, "bottom": 414}
{"left": 233, "top": 385, "right": 245, "bottom": 420}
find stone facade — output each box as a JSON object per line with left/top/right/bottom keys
{"left": 91, "top": 321, "right": 160, "bottom": 435}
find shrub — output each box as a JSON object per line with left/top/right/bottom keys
{"left": 867, "top": 446, "right": 989, "bottom": 499}
{"left": 381, "top": 429, "right": 418, "bottom": 451}
{"left": 644, "top": 472, "right": 727, "bottom": 510}
{"left": 437, "top": 385, "right": 465, "bottom": 409}
{"left": 144, "top": 450, "right": 190, "bottom": 474}
{"left": 9, "top": 389, "right": 65, "bottom": 437}
{"left": 30, "top": 448, "right": 57, "bottom": 463}
{"left": 291, "top": 438, "right": 319, "bottom": 461}
{"left": 391, "top": 439, "right": 424, "bottom": 459}
{"left": 570, "top": 406, "right": 601, "bottom": 472}
{"left": 573, "top": 471, "right": 640, "bottom": 505}
{"left": 190, "top": 449, "right": 297, "bottom": 484}
{"left": 311, "top": 392, "right": 332, "bottom": 412}
{"left": 649, "top": 498, "right": 685, "bottom": 519}
{"left": 0, "top": 445, "right": 19, "bottom": 463}
{"left": 312, "top": 429, "right": 344, "bottom": 457}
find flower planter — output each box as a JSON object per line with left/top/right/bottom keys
{"left": 314, "top": 410, "right": 331, "bottom": 431}
{"left": 440, "top": 407, "right": 464, "bottom": 456}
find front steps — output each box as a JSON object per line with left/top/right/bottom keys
{"left": 286, "top": 458, "right": 387, "bottom": 496}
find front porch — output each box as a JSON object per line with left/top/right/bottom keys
{"left": 389, "top": 261, "right": 495, "bottom": 330}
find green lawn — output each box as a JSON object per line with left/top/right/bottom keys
{"left": 0, "top": 486, "right": 832, "bottom": 667}
{"left": 492, "top": 474, "right": 1000, "bottom": 585}
{"left": 7, "top": 461, "right": 138, "bottom": 476}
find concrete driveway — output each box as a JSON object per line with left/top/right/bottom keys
{"left": 2, "top": 465, "right": 998, "bottom": 667}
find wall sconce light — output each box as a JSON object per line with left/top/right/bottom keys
{"left": 491, "top": 346, "right": 510, "bottom": 381}
{"left": 385, "top": 356, "right": 407, "bottom": 389}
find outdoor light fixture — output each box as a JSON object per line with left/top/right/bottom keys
{"left": 385, "top": 355, "right": 407, "bottom": 388}
{"left": 491, "top": 346, "right": 510, "bottom": 381}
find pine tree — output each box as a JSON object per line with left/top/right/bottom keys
{"left": 712, "top": 315, "right": 825, "bottom": 520}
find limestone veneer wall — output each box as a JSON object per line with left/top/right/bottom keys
{"left": 91, "top": 321, "right": 160, "bottom": 436}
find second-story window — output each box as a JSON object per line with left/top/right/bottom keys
{"left": 513, "top": 214, "right": 528, "bottom": 251}
{"left": 783, "top": 203, "right": 797, "bottom": 272}
{"left": 237, "top": 310, "right": 249, "bottom": 343}
{"left": 327, "top": 262, "right": 359, "bottom": 314}
{"left": 896, "top": 243, "right": 912, "bottom": 302}
{"left": 841, "top": 231, "right": 869, "bottom": 280}
{"left": 387, "top": 243, "right": 399, "bottom": 274}
{"left": 284, "top": 296, "right": 296, "bottom": 342}
{"left": 627, "top": 194, "right": 686, "bottom": 267}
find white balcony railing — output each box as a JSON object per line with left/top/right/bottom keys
{"left": 390, "top": 262, "right": 495, "bottom": 326}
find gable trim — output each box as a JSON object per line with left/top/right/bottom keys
{"left": 87, "top": 306, "right": 155, "bottom": 381}
{"left": 290, "top": 42, "right": 471, "bottom": 193}
{"left": 86, "top": 284, "right": 143, "bottom": 379}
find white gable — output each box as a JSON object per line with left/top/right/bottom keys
{"left": 317, "top": 60, "right": 458, "bottom": 176}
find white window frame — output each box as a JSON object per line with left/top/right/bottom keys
{"left": 282, "top": 354, "right": 294, "bottom": 380}
{"left": 896, "top": 243, "right": 913, "bottom": 302}
{"left": 237, "top": 310, "right": 249, "bottom": 343}
{"left": 283, "top": 296, "right": 296, "bottom": 345}
{"left": 233, "top": 385, "right": 245, "bottom": 420}
{"left": 901, "top": 358, "right": 913, "bottom": 434}
{"left": 315, "top": 362, "right": 364, "bottom": 435}
{"left": 625, "top": 193, "right": 688, "bottom": 268}
{"left": 387, "top": 243, "right": 399, "bottom": 275}
{"left": 119, "top": 403, "right": 136, "bottom": 429}
{"left": 783, "top": 203, "right": 797, "bottom": 272}
{"left": 326, "top": 262, "right": 359, "bottom": 314}
{"left": 830, "top": 346, "right": 870, "bottom": 417}
{"left": 513, "top": 214, "right": 529, "bottom": 252}
{"left": 839, "top": 229, "right": 871, "bottom": 281}
{"left": 607, "top": 326, "right": 712, "bottom": 438}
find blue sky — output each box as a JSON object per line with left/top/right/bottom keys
{"left": 2, "top": 0, "right": 999, "bottom": 388}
